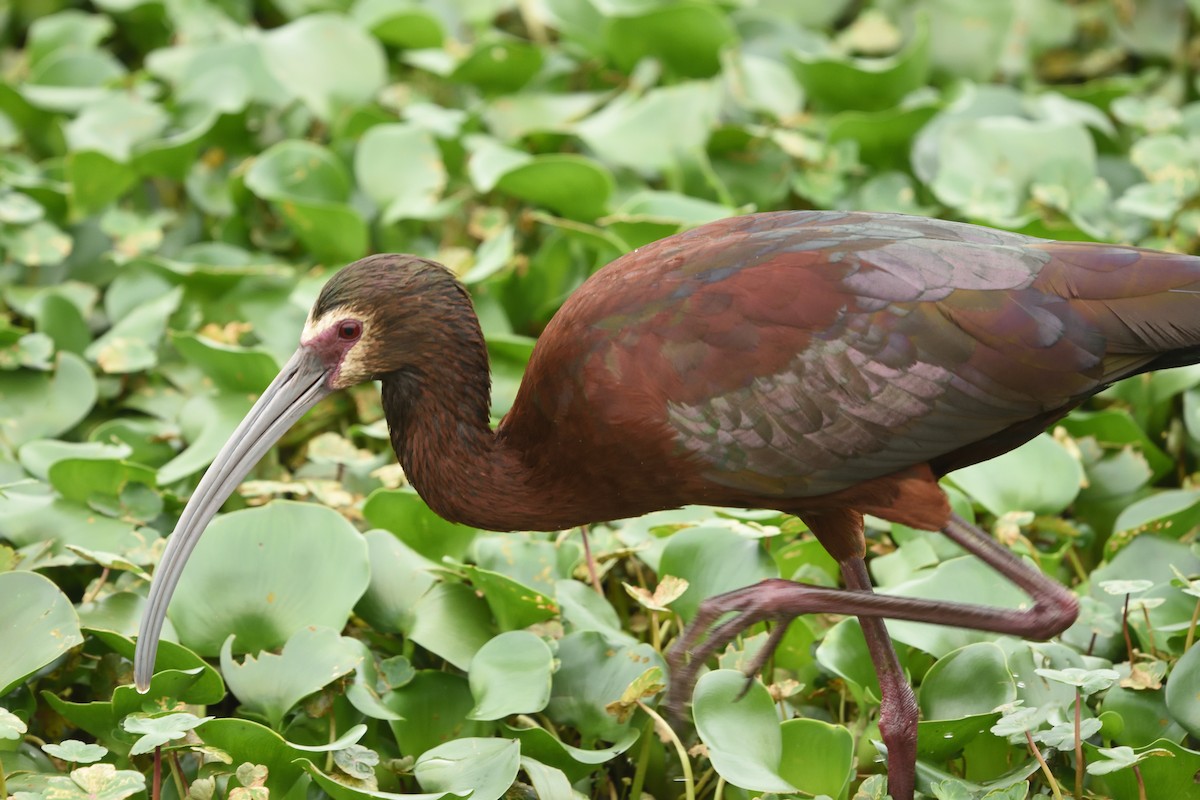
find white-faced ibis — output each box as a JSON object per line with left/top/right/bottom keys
{"left": 136, "top": 209, "right": 1200, "bottom": 798}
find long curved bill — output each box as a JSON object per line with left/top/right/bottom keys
{"left": 134, "top": 347, "right": 332, "bottom": 691}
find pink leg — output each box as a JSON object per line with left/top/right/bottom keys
{"left": 666, "top": 512, "right": 1078, "bottom": 800}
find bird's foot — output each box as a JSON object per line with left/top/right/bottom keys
{"left": 665, "top": 578, "right": 801, "bottom": 722}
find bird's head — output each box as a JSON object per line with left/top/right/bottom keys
{"left": 133, "top": 254, "right": 469, "bottom": 691}
{"left": 300, "top": 254, "right": 467, "bottom": 390}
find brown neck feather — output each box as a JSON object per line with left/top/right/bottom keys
{"left": 379, "top": 305, "right": 576, "bottom": 532}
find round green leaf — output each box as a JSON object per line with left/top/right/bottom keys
{"left": 167, "top": 501, "right": 370, "bottom": 655}
{"left": 657, "top": 524, "right": 777, "bottom": 621}
{"left": 692, "top": 670, "right": 796, "bottom": 793}
{"left": 0, "top": 571, "right": 84, "bottom": 695}
{"left": 948, "top": 433, "right": 1084, "bottom": 516}
{"left": 0, "top": 352, "right": 96, "bottom": 448}
{"left": 414, "top": 738, "right": 520, "bottom": 800}
{"left": 355, "top": 529, "right": 438, "bottom": 635}
{"left": 605, "top": 2, "right": 737, "bottom": 78}
{"left": 408, "top": 582, "right": 495, "bottom": 670}
{"left": 1165, "top": 643, "right": 1200, "bottom": 738}
{"left": 495, "top": 154, "right": 613, "bottom": 220}
{"left": 354, "top": 123, "right": 446, "bottom": 223}
{"left": 221, "top": 627, "right": 364, "bottom": 728}
{"left": 778, "top": 718, "right": 854, "bottom": 800}
{"left": 353, "top": 0, "right": 443, "bottom": 48}
{"left": 549, "top": 631, "right": 665, "bottom": 741}
{"left": 385, "top": 671, "right": 492, "bottom": 757}
{"left": 261, "top": 14, "right": 387, "bottom": 122}
{"left": 919, "top": 642, "right": 1016, "bottom": 720}
{"left": 468, "top": 631, "right": 554, "bottom": 720}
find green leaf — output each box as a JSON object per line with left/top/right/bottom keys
{"left": 657, "top": 523, "right": 777, "bottom": 621}
{"left": 792, "top": 19, "right": 930, "bottom": 112}
{"left": 948, "top": 434, "right": 1084, "bottom": 516}
{"left": 605, "top": 2, "right": 737, "bottom": 78}
{"left": 167, "top": 501, "right": 370, "bottom": 656}
{"left": 692, "top": 670, "right": 796, "bottom": 792}
{"left": 362, "top": 488, "right": 477, "bottom": 562}
{"left": 408, "top": 582, "right": 495, "bottom": 670}
{"left": 221, "top": 627, "right": 364, "bottom": 728}
{"left": 64, "top": 95, "right": 168, "bottom": 162}
{"left": 413, "top": 738, "right": 520, "bottom": 800}
{"left": 778, "top": 717, "right": 854, "bottom": 800}
{"left": 385, "top": 671, "right": 492, "bottom": 758}
{"left": 355, "top": 529, "right": 438, "bottom": 634}
{"left": 43, "top": 764, "right": 145, "bottom": 800}
{"left": 577, "top": 82, "right": 721, "bottom": 173}
{"left": 123, "top": 712, "right": 214, "bottom": 755}
{"left": 920, "top": 642, "right": 1017, "bottom": 720}
{"left": 467, "top": 631, "right": 554, "bottom": 720}
{"left": 0, "top": 571, "right": 84, "bottom": 694}
{"left": 85, "top": 287, "right": 182, "bottom": 374}
{"left": 0, "top": 707, "right": 27, "bottom": 739}
{"left": 354, "top": 123, "right": 446, "bottom": 223}
{"left": 548, "top": 631, "right": 665, "bottom": 741}
{"left": 352, "top": 0, "right": 444, "bottom": 48}
{"left": 1165, "top": 642, "right": 1200, "bottom": 738}
{"left": 261, "top": 14, "right": 387, "bottom": 122}
{"left": 495, "top": 155, "right": 614, "bottom": 220}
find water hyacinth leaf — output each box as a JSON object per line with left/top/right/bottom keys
{"left": 577, "top": 82, "right": 721, "bottom": 173}
{"left": 156, "top": 391, "right": 253, "bottom": 485}
{"left": 18, "top": 439, "right": 131, "bottom": 480}
{"left": 692, "top": 670, "right": 796, "bottom": 792}
{"left": 451, "top": 37, "right": 542, "bottom": 93}
{"left": 354, "top": 123, "right": 446, "bottom": 223}
{"left": 778, "top": 718, "right": 854, "bottom": 800}
{"left": 22, "top": 51, "right": 126, "bottom": 112}
{"left": 468, "top": 631, "right": 554, "bottom": 720}
{"left": 408, "top": 582, "right": 495, "bottom": 670}
{"left": 244, "top": 140, "right": 367, "bottom": 263}
{"left": 506, "top": 725, "right": 639, "bottom": 782}
{"left": 64, "top": 95, "right": 168, "bottom": 162}
{"left": 0, "top": 352, "right": 96, "bottom": 448}
{"left": 555, "top": 578, "right": 637, "bottom": 645}
{"left": 482, "top": 91, "right": 605, "bottom": 141}
{"left": 414, "top": 738, "right": 520, "bottom": 800}
{"left": 385, "top": 671, "right": 492, "bottom": 758}
{"left": 792, "top": 20, "right": 930, "bottom": 112}
{"left": 261, "top": 14, "right": 386, "bottom": 122}
{"left": 549, "top": 631, "right": 665, "bottom": 741}
{"left": 456, "top": 563, "right": 558, "bottom": 631}
{"left": 85, "top": 287, "right": 182, "bottom": 374}
{"left": 362, "top": 487, "right": 477, "bottom": 562}
{"left": 352, "top": 0, "right": 444, "bottom": 48}
{"left": 1, "top": 219, "right": 73, "bottom": 267}
{"left": 1111, "top": 490, "right": 1200, "bottom": 547}
{"left": 220, "top": 627, "right": 363, "bottom": 728}
{"left": 658, "top": 524, "right": 777, "bottom": 621}
{"left": 170, "top": 332, "right": 280, "bottom": 393}
{"left": 195, "top": 718, "right": 307, "bottom": 794}
{"left": 948, "top": 434, "right": 1083, "bottom": 517}
{"left": 1101, "top": 686, "right": 1188, "bottom": 747}
{"left": 916, "top": 712, "right": 1002, "bottom": 762}
{"left": 495, "top": 155, "right": 614, "bottom": 220}
{"left": 0, "top": 572, "right": 83, "bottom": 694}
{"left": 605, "top": 2, "right": 737, "bottom": 78}
{"left": 27, "top": 11, "right": 115, "bottom": 67}
{"left": 0, "top": 484, "right": 141, "bottom": 551}
{"left": 167, "top": 501, "right": 370, "bottom": 656}
{"left": 1164, "top": 643, "right": 1200, "bottom": 738}
{"left": 355, "top": 529, "right": 438, "bottom": 634}
{"left": 299, "top": 758, "right": 463, "bottom": 800}
{"left": 919, "top": 642, "right": 1016, "bottom": 720}
{"left": 88, "top": 629, "right": 225, "bottom": 705}
{"left": 48, "top": 458, "right": 156, "bottom": 505}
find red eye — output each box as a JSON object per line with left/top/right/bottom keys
{"left": 337, "top": 320, "right": 361, "bottom": 341}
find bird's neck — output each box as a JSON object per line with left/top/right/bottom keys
{"left": 379, "top": 322, "right": 568, "bottom": 532}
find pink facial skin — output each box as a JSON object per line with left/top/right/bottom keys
{"left": 301, "top": 318, "right": 362, "bottom": 388}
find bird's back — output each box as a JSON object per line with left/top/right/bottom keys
{"left": 500, "top": 211, "right": 1200, "bottom": 519}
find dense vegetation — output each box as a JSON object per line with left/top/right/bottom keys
{"left": 3, "top": 0, "right": 1200, "bottom": 798}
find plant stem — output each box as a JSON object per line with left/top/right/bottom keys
{"left": 1122, "top": 592, "right": 1135, "bottom": 663}
{"left": 1025, "top": 731, "right": 1064, "bottom": 800}
{"left": 1185, "top": 598, "right": 1200, "bottom": 652}
{"left": 628, "top": 718, "right": 653, "bottom": 800}
{"left": 637, "top": 701, "right": 694, "bottom": 800}
{"left": 1, "top": 759, "right": 8, "bottom": 800}
{"left": 1141, "top": 604, "right": 1158, "bottom": 656}
{"left": 714, "top": 776, "right": 726, "bottom": 800}
{"left": 1135, "top": 763, "right": 1147, "bottom": 800}
{"left": 153, "top": 746, "right": 162, "bottom": 800}
{"left": 168, "top": 750, "right": 188, "bottom": 800}
{"left": 325, "top": 706, "right": 337, "bottom": 774}
{"left": 1074, "top": 688, "right": 1084, "bottom": 800}
{"left": 579, "top": 524, "right": 603, "bottom": 595}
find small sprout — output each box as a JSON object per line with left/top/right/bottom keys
{"left": 606, "top": 667, "right": 666, "bottom": 724}
{"left": 1169, "top": 565, "right": 1200, "bottom": 598}
{"left": 623, "top": 575, "right": 688, "bottom": 611}
{"left": 42, "top": 740, "right": 108, "bottom": 764}
{"left": 229, "top": 763, "right": 268, "bottom": 800}
{"left": 123, "top": 712, "right": 214, "bottom": 756}
{"left": 1085, "top": 745, "right": 1174, "bottom": 775}
{"left": 43, "top": 764, "right": 145, "bottom": 800}
{"left": 990, "top": 702, "right": 1049, "bottom": 741}
{"left": 0, "top": 707, "right": 27, "bottom": 740}
{"left": 1035, "top": 667, "right": 1120, "bottom": 696}
{"left": 1035, "top": 718, "right": 1102, "bottom": 749}
{"left": 334, "top": 745, "right": 380, "bottom": 781}
{"left": 187, "top": 777, "right": 216, "bottom": 800}
{"left": 1100, "top": 579, "right": 1154, "bottom": 595}
{"left": 1121, "top": 657, "right": 1167, "bottom": 691}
